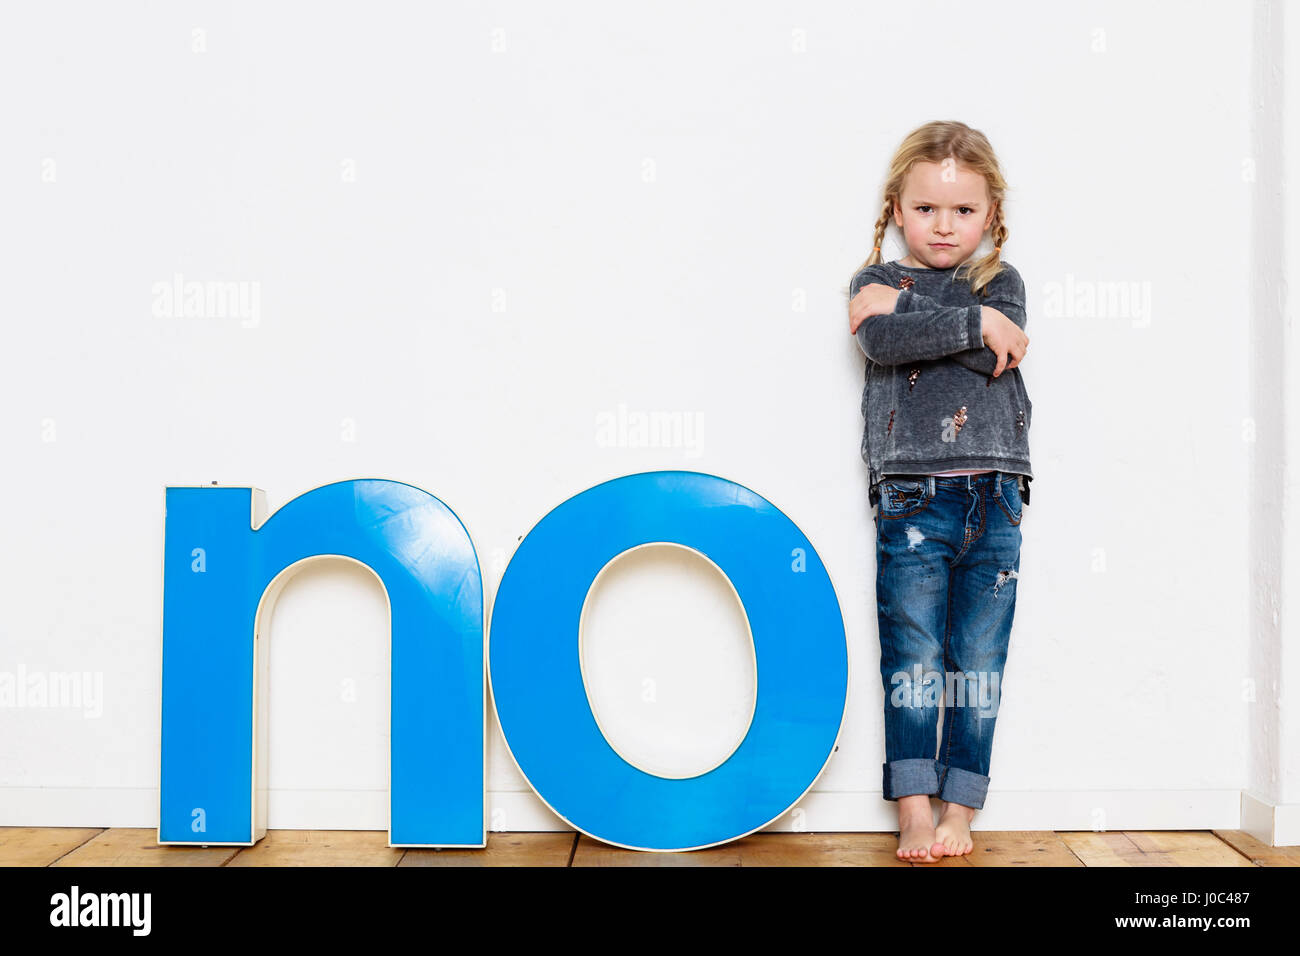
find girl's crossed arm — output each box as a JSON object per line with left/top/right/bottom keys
{"left": 848, "top": 265, "right": 1028, "bottom": 376}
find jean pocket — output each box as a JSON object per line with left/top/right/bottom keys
{"left": 880, "top": 478, "right": 930, "bottom": 519}
{"left": 996, "top": 477, "right": 1023, "bottom": 525}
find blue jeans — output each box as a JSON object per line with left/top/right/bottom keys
{"left": 873, "top": 470, "right": 1024, "bottom": 810}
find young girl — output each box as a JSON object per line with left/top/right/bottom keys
{"left": 845, "top": 121, "right": 1033, "bottom": 863}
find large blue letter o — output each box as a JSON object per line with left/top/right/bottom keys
{"left": 489, "top": 471, "right": 847, "bottom": 851}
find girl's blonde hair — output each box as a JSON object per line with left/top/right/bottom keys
{"left": 850, "top": 120, "right": 1008, "bottom": 297}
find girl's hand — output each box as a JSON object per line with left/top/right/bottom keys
{"left": 848, "top": 283, "right": 901, "bottom": 335}
{"left": 980, "top": 306, "right": 1029, "bottom": 377}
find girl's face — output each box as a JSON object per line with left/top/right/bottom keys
{"left": 892, "top": 160, "right": 996, "bottom": 269}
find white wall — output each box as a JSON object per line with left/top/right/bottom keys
{"left": 0, "top": 0, "right": 1287, "bottom": 840}
{"left": 1262, "top": 0, "right": 1300, "bottom": 845}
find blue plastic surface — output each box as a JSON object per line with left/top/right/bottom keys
{"left": 489, "top": 471, "right": 847, "bottom": 851}
{"left": 159, "top": 479, "right": 484, "bottom": 846}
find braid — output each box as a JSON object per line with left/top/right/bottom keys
{"left": 866, "top": 198, "right": 892, "bottom": 267}
{"left": 991, "top": 204, "right": 1008, "bottom": 263}
{"left": 846, "top": 197, "right": 896, "bottom": 295}
{"left": 961, "top": 202, "right": 1010, "bottom": 296}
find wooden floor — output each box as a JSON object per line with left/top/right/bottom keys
{"left": 2, "top": 827, "right": 1297, "bottom": 866}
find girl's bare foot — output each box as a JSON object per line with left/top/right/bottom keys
{"left": 895, "top": 794, "right": 939, "bottom": 862}
{"left": 931, "top": 800, "right": 976, "bottom": 857}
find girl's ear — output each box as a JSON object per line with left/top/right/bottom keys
{"left": 985, "top": 201, "right": 997, "bottom": 231}
{"left": 892, "top": 197, "right": 903, "bottom": 227}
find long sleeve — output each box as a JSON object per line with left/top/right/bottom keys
{"left": 893, "top": 265, "right": 1028, "bottom": 376}
{"left": 851, "top": 258, "right": 1035, "bottom": 487}
{"left": 893, "top": 289, "right": 994, "bottom": 374}
{"left": 850, "top": 264, "right": 983, "bottom": 365}
{"left": 855, "top": 287, "right": 984, "bottom": 366}
{"left": 947, "top": 345, "right": 999, "bottom": 377}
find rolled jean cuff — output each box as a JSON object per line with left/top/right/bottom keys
{"left": 882, "top": 758, "right": 939, "bottom": 800}
{"left": 937, "top": 764, "right": 989, "bottom": 809}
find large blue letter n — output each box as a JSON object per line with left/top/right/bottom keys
{"left": 159, "top": 480, "right": 484, "bottom": 848}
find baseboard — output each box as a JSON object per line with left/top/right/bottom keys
{"left": 0, "top": 787, "right": 1264, "bottom": 839}
{"left": 1241, "top": 790, "right": 1300, "bottom": 846}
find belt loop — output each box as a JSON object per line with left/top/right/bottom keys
{"left": 927, "top": 475, "right": 935, "bottom": 498}
{"left": 994, "top": 469, "right": 1003, "bottom": 498}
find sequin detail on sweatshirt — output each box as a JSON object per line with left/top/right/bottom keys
{"left": 1015, "top": 409, "right": 1026, "bottom": 433}
{"left": 898, "top": 275, "right": 915, "bottom": 290}
{"left": 907, "top": 368, "right": 920, "bottom": 392}
{"left": 887, "top": 409, "right": 895, "bottom": 435}
{"left": 952, "top": 406, "right": 968, "bottom": 436}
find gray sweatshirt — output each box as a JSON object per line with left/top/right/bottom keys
{"left": 849, "top": 259, "right": 1033, "bottom": 506}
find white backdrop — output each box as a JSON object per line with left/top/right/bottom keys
{"left": 1, "top": 0, "right": 1295, "bottom": 843}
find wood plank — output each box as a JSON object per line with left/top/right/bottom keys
{"left": 9, "top": 825, "right": 1274, "bottom": 867}
{"left": 1212, "top": 829, "right": 1300, "bottom": 866}
{"left": 1123, "top": 831, "right": 1256, "bottom": 867}
{"left": 731, "top": 831, "right": 1079, "bottom": 867}
{"left": 735, "top": 832, "right": 911, "bottom": 867}
{"left": 1061, "top": 831, "right": 1257, "bottom": 867}
{"left": 224, "top": 829, "right": 401, "bottom": 866}
{"left": 52, "top": 828, "right": 239, "bottom": 867}
{"left": 571, "top": 834, "right": 743, "bottom": 866}
{"left": 961, "top": 831, "right": 1083, "bottom": 867}
{"left": 1060, "top": 831, "right": 1161, "bottom": 866}
{"left": 0, "top": 827, "right": 104, "bottom": 866}
{"left": 399, "top": 832, "right": 575, "bottom": 866}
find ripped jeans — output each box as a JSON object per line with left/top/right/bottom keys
{"left": 872, "top": 470, "right": 1024, "bottom": 810}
